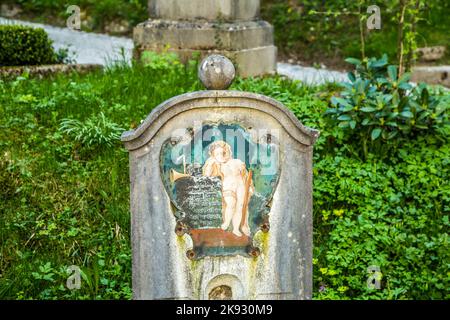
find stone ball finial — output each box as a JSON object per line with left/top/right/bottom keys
{"left": 198, "top": 55, "right": 236, "bottom": 90}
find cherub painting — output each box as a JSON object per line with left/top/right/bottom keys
{"left": 160, "top": 123, "right": 280, "bottom": 258}
{"left": 202, "top": 141, "right": 254, "bottom": 237}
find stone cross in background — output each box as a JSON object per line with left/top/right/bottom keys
{"left": 133, "top": 0, "right": 277, "bottom": 77}
{"left": 122, "top": 55, "right": 318, "bottom": 300}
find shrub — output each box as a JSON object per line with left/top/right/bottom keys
{"left": 0, "top": 25, "right": 57, "bottom": 67}
{"left": 59, "top": 112, "right": 124, "bottom": 149}
{"left": 314, "top": 136, "right": 449, "bottom": 300}
{"left": 140, "top": 50, "right": 192, "bottom": 72}
{"left": 325, "top": 55, "right": 449, "bottom": 158}
{"left": 55, "top": 46, "right": 77, "bottom": 64}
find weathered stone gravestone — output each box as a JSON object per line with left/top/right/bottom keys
{"left": 122, "top": 55, "right": 319, "bottom": 300}
{"left": 133, "top": 0, "right": 277, "bottom": 77}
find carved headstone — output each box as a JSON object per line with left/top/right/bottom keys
{"left": 122, "top": 55, "right": 319, "bottom": 300}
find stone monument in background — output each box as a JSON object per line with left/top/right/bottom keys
{"left": 133, "top": 0, "right": 277, "bottom": 77}
{"left": 122, "top": 55, "right": 318, "bottom": 300}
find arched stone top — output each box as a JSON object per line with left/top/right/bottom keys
{"left": 121, "top": 90, "right": 320, "bottom": 151}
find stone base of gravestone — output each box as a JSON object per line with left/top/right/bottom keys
{"left": 134, "top": 0, "right": 277, "bottom": 77}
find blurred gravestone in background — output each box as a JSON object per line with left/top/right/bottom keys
{"left": 133, "top": 0, "right": 277, "bottom": 77}
{"left": 122, "top": 56, "right": 318, "bottom": 300}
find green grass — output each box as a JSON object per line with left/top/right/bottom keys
{"left": 0, "top": 60, "right": 201, "bottom": 299}
{"left": 0, "top": 57, "right": 448, "bottom": 299}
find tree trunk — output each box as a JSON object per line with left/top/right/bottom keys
{"left": 359, "top": 2, "right": 366, "bottom": 60}
{"left": 405, "top": 0, "right": 421, "bottom": 72}
{"left": 397, "top": 0, "right": 408, "bottom": 77}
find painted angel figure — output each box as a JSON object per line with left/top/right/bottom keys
{"left": 202, "top": 141, "right": 254, "bottom": 237}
